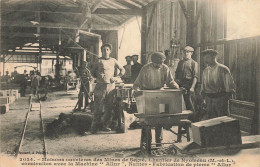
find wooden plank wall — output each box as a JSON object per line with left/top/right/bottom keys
{"left": 144, "top": 0, "right": 186, "bottom": 63}
{"left": 143, "top": 0, "right": 258, "bottom": 103}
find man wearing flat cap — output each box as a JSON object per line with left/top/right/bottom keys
{"left": 175, "top": 46, "right": 198, "bottom": 119}
{"left": 90, "top": 43, "right": 125, "bottom": 134}
{"left": 201, "top": 49, "right": 235, "bottom": 119}
{"left": 133, "top": 52, "right": 179, "bottom": 146}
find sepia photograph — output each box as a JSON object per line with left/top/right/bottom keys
{"left": 0, "top": 0, "right": 259, "bottom": 166}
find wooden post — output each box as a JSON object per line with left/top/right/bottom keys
{"left": 83, "top": 49, "right": 87, "bottom": 62}
{"left": 251, "top": 39, "right": 260, "bottom": 135}
{"left": 186, "top": 0, "right": 195, "bottom": 46}
{"left": 141, "top": 5, "right": 147, "bottom": 65}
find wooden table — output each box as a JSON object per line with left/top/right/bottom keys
{"left": 135, "top": 110, "right": 193, "bottom": 155}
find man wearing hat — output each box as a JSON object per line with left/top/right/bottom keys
{"left": 133, "top": 52, "right": 179, "bottom": 146}
{"left": 175, "top": 46, "right": 198, "bottom": 119}
{"left": 122, "top": 56, "right": 132, "bottom": 83}
{"left": 201, "top": 49, "right": 235, "bottom": 119}
{"left": 90, "top": 43, "right": 125, "bottom": 133}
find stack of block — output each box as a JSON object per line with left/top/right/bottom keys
{"left": 0, "top": 92, "right": 9, "bottom": 114}
{"left": 0, "top": 89, "right": 20, "bottom": 114}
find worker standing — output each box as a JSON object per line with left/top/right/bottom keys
{"left": 133, "top": 52, "right": 179, "bottom": 146}
{"left": 131, "top": 55, "right": 143, "bottom": 83}
{"left": 122, "top": 56, "right": 132, "bottom": 83}
{"left": 20, "top": 70, "right": 28, "bottom": 97}
{"left": 31, "top": 71, "right": 41, "bottom": 98}
{"left": 88, "top": 43, "right": 125, "bottom": 134}
{"left": 77, "top": 61, "right": 93, "bottom": 111}
{"left": 201, "top": 49, "right": 235, "bottom": 119}
{"left": 175, "top": 46, "right": 198, "bottom": 120}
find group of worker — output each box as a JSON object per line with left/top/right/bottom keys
{"left": 121, "top": 55, "right": 143, "bottom": 84}
{"left": 19, "top": 70, "right": 49, "bottom": 99}
{"left": 75, "top": 43, "right": 235, "bottom": 144}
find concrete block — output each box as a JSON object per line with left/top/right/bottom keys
{"left": 0, "top": 90, "right": 7, "bottom": 97}
{"left": 9, "top": 96, "right": 16, "bottom": 103}
{"left": 191, "top": 116, "right": 242, "bottom": 147}
{"left": 135, "top": 89, "right": 185, "bottom": 115}
{"left": 0, "top": 104, "right": 9, "bottom": 114}
{"left": 11, "top": 89, "right": 19, "bottom": 99}
{"left": 0, "top": 97, "right": 10, "bottom": 105}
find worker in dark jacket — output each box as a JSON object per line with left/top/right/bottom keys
{"left": 131, "top": 55, "right": 143, "bottom": 83}
{"left": 175, "top": 46, "right": 198, "bottom": 114}
{"left": 20, "top": 70, "right": 28, "bottom": 97}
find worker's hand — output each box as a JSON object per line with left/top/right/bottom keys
{"left": 169, "top": 81, "right": 179, "bottom": 89}
{"left": 189, "top": 87, "right": 195, "bottom": 92}
{"left": 180, "top": 87, "right": 187, "bottom": 94}
{"left": 110, "top": 77, "right": 117, "bottom": 83}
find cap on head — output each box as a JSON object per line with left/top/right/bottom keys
{"left": 201, "top": 49, "right": 218, "bottom": 57}
{"left": 151, "top": 52, "right": 166, "bottom": 63}
{"left": 125, "top": 56, "right": 132, "bottom": 59}
{"left": 132, "top": 54, "right": 139, "bottom": 58}
{"left": 101, "top": 43, "right": 112, "bottom": 51}
{"left": 183, "top": 46, "right": 194, "bottom": 52}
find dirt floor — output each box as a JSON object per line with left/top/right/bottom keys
{"left": 0, "top": 91, "right": 188, "bottom": 158}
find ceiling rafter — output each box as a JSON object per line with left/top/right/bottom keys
{"left": 94, "top": 8, "right": 141, "bottom": 15}
{"left": 113, "top": 0, "right": 140, "bottom": 9}
{"left": 91, "top": 0, "right": 104, "bottom": 12}
{"left": 93, "top": 15, "right": 116, "bottom": 25}
{"left": 2, "top": 21, "right": 118, "bottom": 30}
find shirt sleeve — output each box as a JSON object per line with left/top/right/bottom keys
{"left": 166, "top": 68, "right": 179, "bottom": 89}
{"left": 223, "top": 68, "right": 236, "bottom": 93}
{"left": 175, "top": 61, "right": 181, "bottom": 81}
{"left": 200, "top": 70, "right": 206, "bottom": 94}
{"left": 133, "top": 67, "right": 145, "bottom": 90}
{"left": 193, "top": 61, "right": 199, "bottom": 79}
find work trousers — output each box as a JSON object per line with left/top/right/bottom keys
{"left": 141, "top": 126, "right": 163, "bottom": 146}
{"left": 205, "top": 94, "right": 230, "bottom": 119}
{"left": 20, "top": 84, "right": 27, "bottom": 97}
{"left": 91, "top": 83, "right": 116, "bottom": 131}
{"left": 78, "top": 83, "right": 90, "bottom": 109}
{"left": 180, "top": 80, "right": 195, "bottom": 111}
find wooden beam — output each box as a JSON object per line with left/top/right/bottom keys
{"left": 93, "top": 15, "right": 115, "bottom": 25}
{"left": 178, "top": 0, "right": 188, "bottom": 20}
{"left": 91, "top": 0, "right": 103, "bottom": 13}
{"left": 145, "top": 2, "right": 157, "bottom": 39}
{"left": 141, "top": 5, "right": 147, "bottom": 64}
{"left": 2, "top": 21, "right": 118, "bottom": 30}
{"left": 93, "top": 8, "right": 141, "bottom": 15}
{"left": 113, "top": 0, "right": 140, "bottom": 9}
{"left": 2, "top": 7, "right": 83, "bottom": 15}
{"left": 129, "top": 0, "right": 145, "bottom": 7}
{"left": 79, "top": 30, "right": 101, "bottom": 38}
{"left": 194, "top": 5, "right": 203, "bottom": 26}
